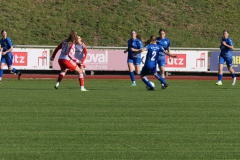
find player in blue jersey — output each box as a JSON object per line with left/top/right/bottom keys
{"left": 134, "top": 36, "right": 177, "bottom": 90}
{"left": 216, "top": 30, "right": 236, "bottom": 86}
{"left": 0, "top": 30, "right": 21, "bottom": 82}
{"left": 156, "top": 29, "right": 171, "bottom": 89}
{"left": 124, "top": 30, "right": 143, "bottom": 86}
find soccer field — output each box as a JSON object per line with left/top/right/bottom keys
{"left": 0, "top": 79, "right": 240, "bottom": 159}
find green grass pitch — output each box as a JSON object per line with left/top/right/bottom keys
{"left": 0, "top": 79, "right": 240, "bottom": 159}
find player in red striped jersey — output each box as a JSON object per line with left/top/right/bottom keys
{"left": 75, "top": 35, "right": 88, "bottom": 75}
{"left": 50, "top": 31, "right": 88, "bottom": 91}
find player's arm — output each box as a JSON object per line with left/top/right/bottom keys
{"left": 50, "top": 42, "right": 63, "bottom": 60}
{"left": 81, "top": 44, "right": 88, "bottom": 67}
{"left": 163, "top": 51, "right": 177, "bottom": 58}
{"left": 222, "top": 40, "right": 234, "bottom": 50}
{"left": 2, "top": 38, "right": 13, "bottom": 55}
{"left": 124, "top": 48, "right": 128, "bottom": 53}
{"left": 133, "top": 47, "right": 147, "bottom": 56}
{"left": 68, "top": 44, "right": 81, "bottom": 64}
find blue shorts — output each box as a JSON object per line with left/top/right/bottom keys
{"left": 141, "top": 65, "right": 157, "bottom": 76}
{"left": 219, "top": 55, "right": 232, "bottom": 67}
{"left": 157, "top": 57, "right": 166, "bottom": 67}
{"left": 127, "top": 57, "right": 141, "bottom": 66}
{"left": 1, "top": 53, "right": 13, "bottom": 67}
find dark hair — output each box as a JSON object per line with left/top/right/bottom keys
{"left": 158, "top": 28, "right": 166, "bottom": 34}
{"left": 145, "top": 35, "right": 157, "bottom": 45}
{"left": 66, "top": 31, "right": 78, "bottom": 44}
{"left": 1, "top": 30, "right": 6, "bottom": 34}
{"left": 131, "top": 30, "right": 143, "bottom": 42}
{"left": 223, "top": 30, "right": 229, "bottom": 34}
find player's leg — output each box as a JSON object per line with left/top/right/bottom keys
{"left": 55, "top": 59, "right": 67, "bottom": 89}
{"left": 158, "top": 58, "right": 168, "bottom": 88}
{"left": 153, "top": 69, "right": 167, "bottom": 89}
{"left": 75, "top": 66, "right": 88, "bottom": 91}
{"left": 134, "top": 58, "right": 141, "bottom": 75}
{"left": 80, "top": 65, "right": 86, "bottom": 76}
{"left": 226, "top": 57, "right": 236, "bottom": 85}
{"left": 141, "top": 66, "right": 154, "bottom": 90}
{"left": 6, "top": 54, "right": 22, "bottom": 80}
{"left": 55, "top": 69, "right": 67, "bottom": 89}
{"left": 127, "top": 59, "right": 136, "bottom": 86}
{"left": 0, "top": 60, "right": 5, "bottom": 83}
{"left": 216, "top": 56, "right": 224, "bottom": 85}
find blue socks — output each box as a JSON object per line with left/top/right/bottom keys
{"left": 129, "top": 72, "right": 135, "bottom": 82}
{"left": 154, "top": 74, "right": 166, "bottom": 85}
{"left": 12, "top": 68, "right": 19, "bottom": 74}
{"left": 142, "top": 77, "right": 154, "bottom": 89}
{"left": 218, "top": 74, "right": 223, "bottom": 81}
{"left": 232, "top": 73, "right": 236, "bottom": 78}
{"left": 0, "top": 69, "right": 2, "bottom": 79}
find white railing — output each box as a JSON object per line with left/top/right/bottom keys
{"left": 13, "top": 45, "right": 240, "bottom": 52}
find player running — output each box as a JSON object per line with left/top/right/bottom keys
{"left": 50, "top": 31, "right": 88, "bottom": 91}
{"left": 156, "top": 29, "right": 171, "bottom": 89}
{"left": 124, "top": 30, "right": 143, "bottom": 86}
{"left": 216, "top": 30, "right": 236, "bottom": 86}
{"left": 0, "top": 30, "right": 21, "bottom": 82}
{"left": 133, "top": 35, "right": 176, "bottom": 90}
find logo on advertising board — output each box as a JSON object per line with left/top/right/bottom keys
{"left": 85, "top": 51, "right": 108, "bottom": 70}
{"left": 12, "top": 52, "right": 27, "bottom": 66}
{"left": 166, "top": 54, "right": 186, "bottom": 68}
{"left": 38, "top": 51, "right": 48, "bottom": 66}
{"left": 196, "top": 53, "right": 205, "bottom": 68}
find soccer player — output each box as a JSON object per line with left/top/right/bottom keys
{"left": 133, "top": 35, "right": 177, "bottom": 90}
{"left": 216, "top": 30, "right": 236, "bottom": 86}
{"left": 156, "top": 29, "right": 171, "bottom": 88}
{"left": 0, "top": 30, "right": 21, "bottom": 82}
{"left": 50, "top": 31, "right": 88, "bottom": 91}
{"left": 74, "top": 35, "right": 88, "bottom": 75}
{"left": 124, "top": 30, "right": 143, "bottom": 86}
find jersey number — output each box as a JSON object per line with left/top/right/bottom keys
{"left": 151, "top": 51, "right": 156, "bottom": 61}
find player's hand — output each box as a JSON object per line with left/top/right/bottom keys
{"left": 172, "top": 55, "right": 177, "bottom": 58}
{"left": 50, "top": 57, "right": 54, "bottom": 61}
{"left": 77, "top": 60, "right": 82, "bottom": 64}
{"left": 2, "top": 52, "right": 6, "bottom": 55}
{"left": 222, "top": 41, "right": 227, "bottom": 46}
{"left": 124, "top": 50, "right": 128, "bottom": 54}
{"left": 81, "top": 64, "right": 86, "bottom": 68}
{"left": 133, "top": 53, "right": 138, "bottom": 57}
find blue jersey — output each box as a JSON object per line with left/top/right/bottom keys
{"left": 220, "top": 38, "right": 233, "bottom": 57}
{"left": 0, "top": 37, "right": 13, "bottom": 53}
{"left": 144, "top": 43, "right": 164, "bottom": 68}
{"left": 156, "top": 37, "right": 170, "bottom": 58}
{"left": 127, "top": 38, "right": 143, "bottom": 59}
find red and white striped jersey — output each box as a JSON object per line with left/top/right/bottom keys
{"left": 59, "top": 40, "right": 77, "bottom": 61}
{"left": 51, "top": 40, "right": 78, "bottom": 62}
{"left": 75, "top": 43, "right": 88, "bottom": 64}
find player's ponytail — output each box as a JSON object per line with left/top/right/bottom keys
{"left": 136, "top": 34, "right": 143, "bottom": 42}
{"left": 66, "top": 31, "right": 78, "bottom": 44}
{"left": 131, "top": 29, "right": 144, "bottom": 42}
{"left": 145, "top": 36, "right": 157, "bottom": 45}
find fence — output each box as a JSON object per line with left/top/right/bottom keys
{"left": 12, "top": 45, "right": 240, "bottom": 73}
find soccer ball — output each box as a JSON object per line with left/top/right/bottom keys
{"left": 146, "top": 81, "right": 155, "bottom": 90}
